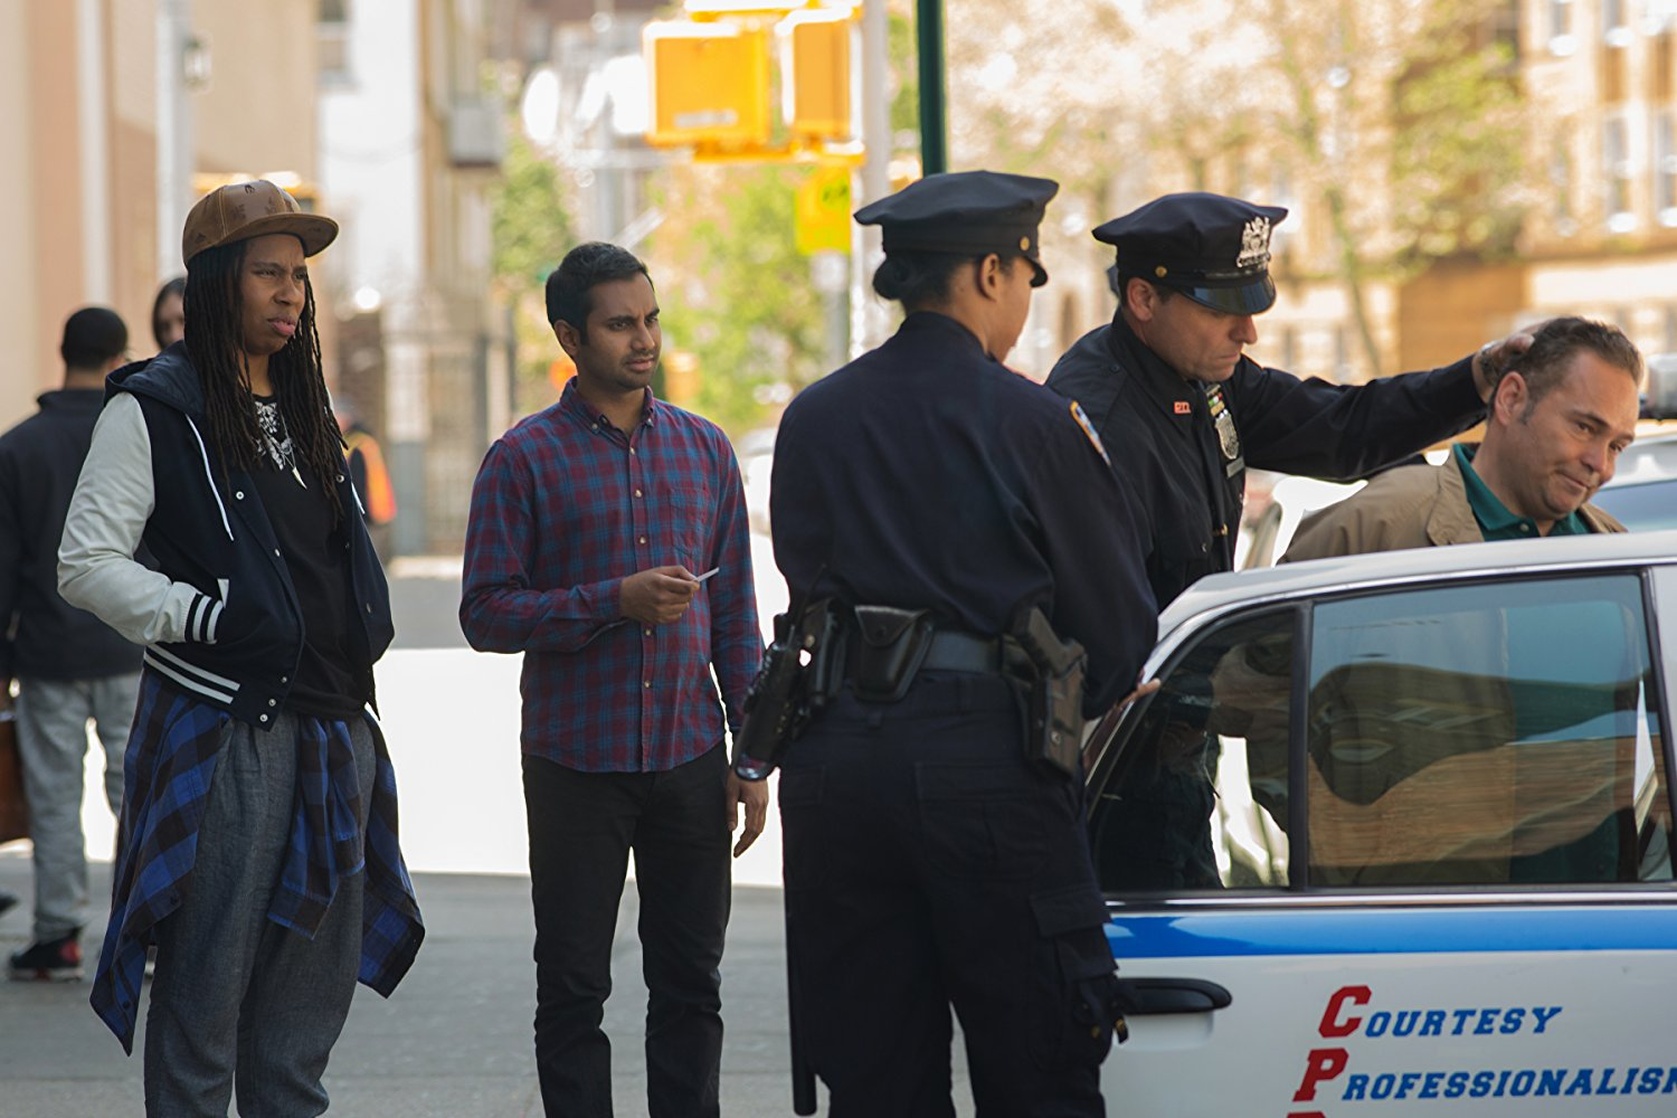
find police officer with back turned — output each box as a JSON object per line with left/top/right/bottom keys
{"left": 764, "top": 171, "right": 1156, "bottom": 1116}
{"left": 1047, "top": 191, "right": 1533, "bottom": 610}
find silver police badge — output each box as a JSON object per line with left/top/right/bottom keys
{"left": 1236, "top": 216, "right": 1271, "bottom": 270}
{"left": 1205, "top": 384, "right": 1241, "bottom": 462}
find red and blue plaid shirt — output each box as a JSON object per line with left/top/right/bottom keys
{"left": 460, "top": 379, "right": 760, "bottom": 772}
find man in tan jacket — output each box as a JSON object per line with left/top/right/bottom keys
{"left": 1273, "top": 317, "right": 1644, "bottom": 887}
{"left": 1283, "top": 316, "right": 1641, "bottom": 561}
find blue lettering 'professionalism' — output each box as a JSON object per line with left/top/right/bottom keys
{"left": 1342, "top": 1066, "right": 1677, "bottom": 1100}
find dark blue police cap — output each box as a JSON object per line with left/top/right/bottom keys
{"left": 1095, "top": 192, "right": 1288, "bottom": 314}
{"left": 855, "top": 170, "right": 1059, "bottom": 287}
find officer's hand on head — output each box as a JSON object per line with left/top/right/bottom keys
{"left": 727, "top": 770, "right": 768, "bottom": 857}
{"left": 1472, "top": 322, "right": 1548, "bottom": 402}
{"left": 620, "top": 566, "right": 701, "bottom": 626}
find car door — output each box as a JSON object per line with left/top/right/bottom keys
{"left": 1088, "top": 564, "right": 1677, "bottom": 1117}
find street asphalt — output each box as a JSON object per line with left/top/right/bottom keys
{"left": 0, "top": 857, "right": 819, "bottom": 1117}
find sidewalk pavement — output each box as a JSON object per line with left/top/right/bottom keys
{"left": 0, "top": 552, "right": 980, "bottom": 1115}
{"left": 0, "top": 852, "right": 824, "bottom": 1117}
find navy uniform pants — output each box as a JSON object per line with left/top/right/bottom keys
{"left": 779, "top": 672, "right": 1119, "bottom": 1117}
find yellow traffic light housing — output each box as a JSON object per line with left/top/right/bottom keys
{"left": 778, "top": 8, "right": 856, "bottom": 144}
{"left": 662, "top": 350, "right": 701, "bottom": 405}
{"left": 644, "top": 20, "right": 772, "bottom": 149}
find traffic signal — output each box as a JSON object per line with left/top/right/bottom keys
{"left": 662, "top": 350, "right": 701, "bottom": 405}
{"left": 778, "top": 8, "right": 856, "bottom": 143}
{"left": 643, "top": 20, "right": 772, "bottom": 149}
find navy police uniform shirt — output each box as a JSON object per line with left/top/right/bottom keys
{"left": 770, "top": 311, "right": 1156, "bottom": 715}
{"left": 1046, "top": 314, "right": 1486, "bottom": 610}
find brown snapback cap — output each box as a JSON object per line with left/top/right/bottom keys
{"left": 182, "top": 179, "right": 339, "bottom": 266}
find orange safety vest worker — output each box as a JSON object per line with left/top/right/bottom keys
{"left": 343, "top": 427, "right": 398, "bottom": 525}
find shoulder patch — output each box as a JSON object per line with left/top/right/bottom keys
{"left": 1068, "top": 400, "right": 1111, "bottom": 467}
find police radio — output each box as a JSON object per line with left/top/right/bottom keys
{"left": 734, "top": 599, "right": 835, "bottom": 781}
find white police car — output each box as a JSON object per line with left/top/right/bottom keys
{"left": 1593, "top": 431, "right": 1677, "bottom": 532}
{"left": 1085, "top": 531, "right": 1677, "bottom": 1116}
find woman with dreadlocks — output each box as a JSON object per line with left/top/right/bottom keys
{"left": 59, "top": 179, "right": 424, "bottom": 1115}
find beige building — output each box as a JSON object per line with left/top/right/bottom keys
{"left": 0, "top": 2, "right": 321, "bottom": 430}
{"left": 318, "top": 0, "right": 516, "bottom": 554}
{"left": 1517, "top": 0, "right": 1677, "bottom": 355}
{"left": 1057, "top": 0, "right": 1677, "bottom": 382}
{"left": 1392, "top": 0, "right": 1677, "bottom": 371}
{"left": 1, "top": 0, "right": 523, "bottom": 555}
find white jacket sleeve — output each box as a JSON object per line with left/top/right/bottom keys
{"left": 58, "top": 393, "right": 224, "bottom": 646}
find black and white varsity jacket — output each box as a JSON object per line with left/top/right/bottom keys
{"left": 58, "top": 347, "right": 392, "bottom": 727}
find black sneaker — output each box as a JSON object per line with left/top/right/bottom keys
{"left": 8, "top": 933, "right": 83, "bottom": 982}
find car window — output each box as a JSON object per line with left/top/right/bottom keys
{"left": 1091, "top": 573, "right": 1674, "bottom": 896}
{"left": 1090, "top": 609, "right": 1296, "bottom": 893}
{"left": 1591, "top": 478, "right": 1677, "bottom": 531}
{"left": 1308, "top": 574, "right": 1672, "bottom": 887}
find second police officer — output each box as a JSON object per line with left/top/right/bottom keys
{"left": 766, "top": 171, "right": 1156, "bottom": 1116}
{"left": 1047, "top": 191, "right": 1532, "bottom": 610}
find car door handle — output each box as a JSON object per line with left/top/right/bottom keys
{"left": 1114, "top": 976, "right": 1233, "bottom": 1015}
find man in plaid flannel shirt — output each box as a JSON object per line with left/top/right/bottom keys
{"left": 460, "top": 242, "right": 764, "bottom": 1118}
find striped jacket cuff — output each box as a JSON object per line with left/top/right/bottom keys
{"left": 184, "top": 593, "right": 224, "bottom": 645}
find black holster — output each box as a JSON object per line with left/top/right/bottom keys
{"left": 1007, "top": 606, "right": 1089, "bottom": 777}
{"left": 848, "top": 605, "right": 935, "bottom": 703}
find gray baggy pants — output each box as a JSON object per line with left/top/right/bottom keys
{"left": 143, "top": 711, "right": 374, "bottom": 1118}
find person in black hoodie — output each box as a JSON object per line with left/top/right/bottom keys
{"left": 59, "top": 180, "right": 423, "bottom": 1114}
{"left": 0, "top": 306, "right": 142, "bottom": 980}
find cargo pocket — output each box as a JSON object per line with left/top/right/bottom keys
{"left": 1028, "top": 882, "right": 1122, "bottom": 1072}
{"left": 917, "top": 760, "right": 1048, "bottom": 880}
{"left": 777, "top": 767, "right": 828, "bottom": 890}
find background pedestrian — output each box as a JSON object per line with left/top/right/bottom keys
{"left": 149, "top": 276, "right": 186, "bottom": 352}
{"left": 0, "top": 306, "right": 142, "bottom": 981}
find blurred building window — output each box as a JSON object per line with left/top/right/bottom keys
{"left": 1656, "top": 110, "right": 1677, "bottom": 225}
{"left": 1551, "top": 132, "right": 1577, "bottom": 235}
{"left": 1604, "top": 115, "right": 1635, "bottom": 232}
{"left": 319, "top": 0, "right": 352, "bottom": 85}
{"left": 1549, "top": 0, "right": 1576, "bottom": 55}
{"left": 1604, "top": 0, "right": 1630, "bottom": 46}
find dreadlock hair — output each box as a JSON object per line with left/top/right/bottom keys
{"left": 184, "top": 237, "right": 346, "bottom": 524}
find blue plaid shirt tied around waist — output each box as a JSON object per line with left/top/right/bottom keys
{"left": 459, "top": 380, "right": 761, "bottom": 772}
{"left": 91, "top": 671, "right": 424, "bottom": 1052}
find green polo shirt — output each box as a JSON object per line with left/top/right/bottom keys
{"left": 1453, "top": 443, "right": 1588, "bottom": 540}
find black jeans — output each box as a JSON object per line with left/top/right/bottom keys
{"left": 523, "top": 746, "right": 731, "bottom": 1118}
{"left": 779, "top": 673, "right": 1118, "bottom": 1118}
